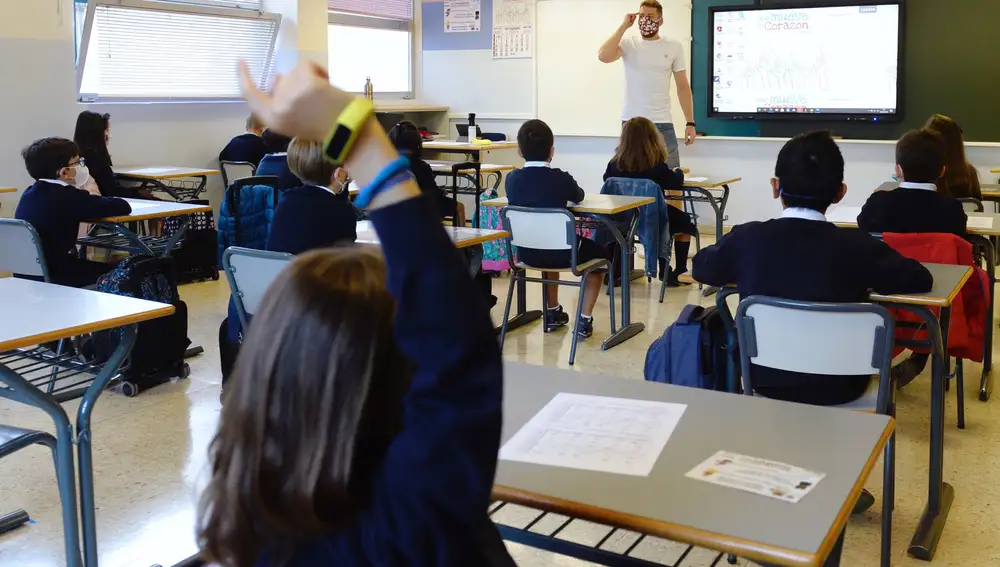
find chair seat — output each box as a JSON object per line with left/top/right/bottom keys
{"left": 514, "top": 259, "right": 607, "bottom": 273}
{"left": 754, "top": 377, "right": 879, "bottom": 412}
{"left": 0, "top": 424, "right": 56, "bottom": 459}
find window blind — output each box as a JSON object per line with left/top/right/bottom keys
{"left": 152, "top": 0, "right": 262, "bottom": 9}
{"left": 79, "top": 4, "right": 278, "bottom": 100}
{"left": 328, "top": 0, "right": 412, "bottom": 20}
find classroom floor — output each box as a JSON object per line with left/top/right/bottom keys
{"left": 2, "top": 252, "right": 999, "bottom": 567}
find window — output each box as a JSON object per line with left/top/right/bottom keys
{"left": 75, "top": 0, "right": 279, "bottom": 102}
{"left": 328, "top": 1, "right": 413, "bottom": 96}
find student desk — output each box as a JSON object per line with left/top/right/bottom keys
{"left": 115, "top": 166, "right": 220, "bottom": 201}
{"left": 978, "top": 183, "right": 1000, "bottom": 203}
{"left": 481, "top": 195, "right": 654, "bottom": 350}
{"left": 0, "top": 187, "right": 15, "bottom": 193}
{"left": 709, "top": 263, "right": 972, "bottom": 562}
{"left": 492, "top": 362, "right": 894, "bottom": 567}
{"left": 79, "top": 198, "right": 213, "bottom": 258}
{"left": 672, "top": 176, "right": 742, "bottom": 241}
{"left": 354, "top": 220, "right": 509, "bottom": 249}
{"left": 0, "top": 278, "right": 173, "bottom": 567}
{"left": 423, "top": 139, "right": 519, "bottom": 162}
{"left": 427, "top": 161, "right": 516, "bottom": 227}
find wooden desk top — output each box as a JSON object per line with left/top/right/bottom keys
{"left": 0, "top": 187, "right": 16, "bottom": 194}
{"left": 979, "top": 183, "right": 1000, "bottom": 199}
{"left": 482, "top": 194, "right": 655, "bottom": 215}
{"left": 91, "top": 198, "right": 213, "bottom": 223}
{"left": 376, "top": 104, "right": 449, "bottom": 113}
{"left": 424, "top": 140, "right": 520, "bottom": 152}
{"left": 427, "top": 160, "right": 515, "bottom": 175}
{"left": 0, "top": 278, "right": 174, "bottom": 352}
{"left": 355, "top": 221, "right": 509, "bottom": 249}
{"left": 685, "top": 176, "right": 742, "bottom": 189}
{"left": 495, "top": 363, "right": 894, "bottom": 567}
{"left": 116, "top": 166, "right": 220, "bottom": 180}
{"left": 827, "top": 204, "right": 1000, "bottom": 236}
{"left": 991, "top": 168, "right": 1000, "bottom": 174}
{"left": 868, "top": 263, "right": 972, "bottom": 307}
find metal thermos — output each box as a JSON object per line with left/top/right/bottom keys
{"left": 364, "top": 77, "right": 374, "bottom": 101}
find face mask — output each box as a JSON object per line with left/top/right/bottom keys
{"left": 638, "top": 15, "right": 660, "bottom": 37}
{"left": 72, "top": 164, "right": 90, "bottom": 188}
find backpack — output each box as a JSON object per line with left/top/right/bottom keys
{"left": 162, "top": 199, "right": 220, "bottom": 283}
{"left": 644, "top": 304, "right": 734, "bottom": 392}
{"left": 94, "top": 255, "right": 191, "bottom": 396}
{"left": 478, "top": 187, "right": 511, "bottom": 272}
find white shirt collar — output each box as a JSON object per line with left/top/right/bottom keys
{"left": 523, "top": 161, "right": 550, "bottom": 168}
{"left": 781, "top": 207, "right": 828, "bottom": 222}
{"left": 309, "top": 184, "right": 342, "bottom": 196}
{"left": 40, "top": 178, "right": 71, "bottom": 187}
{"left": 897, "top": 181, "right": 938, "bottom": 191}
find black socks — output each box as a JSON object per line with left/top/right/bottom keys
{"left": 674, "top": 240, "right": 691, "bottom": 275}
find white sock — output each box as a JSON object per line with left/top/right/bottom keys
{"left": 548, "top": 304, "right": 562, "bottom": 311}
{"left": 581, "top": 314, "right": 593, "bottom": 321}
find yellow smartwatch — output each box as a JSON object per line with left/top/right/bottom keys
{"left": 323, "top": 98, "right": 375, "bottom": 165}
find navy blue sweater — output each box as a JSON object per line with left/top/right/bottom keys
{"left": 259, "top": 195, "right": 510, "bottom": 567}
{"left": 693, "top": 217, "right": 932, "bottom": 405}
{"left": 266, "top": 185, "right": 357, "bottom": 254}
{"left": 506, "top": 165, "right": 586, "bottom": 267}
{"left": 15, "top": 180, "right": 131, "bottom": 279}
{"left": 256, "top": 153, "right": 301, "bottom": 190}
{"left": 858, "top": 187, "right": 968, "bottom": 236}
{"left": 219, "top": 132, "right": 269, "bottom": 168}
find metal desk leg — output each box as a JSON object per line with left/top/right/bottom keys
{"left": 976, "top": 238, "right": 995, "bottom": 401}
{"left": 99, "top": 222, "right": 155, "bottom": 256}
{"left": 682, "top": 185, "right": 730, "bottom": 242}
{"left": 599, "top": 213, "right": 644, "bottom": 350}
{"left": 907, "top": 305, "right": 954, "bottom": 561}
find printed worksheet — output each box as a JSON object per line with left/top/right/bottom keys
{"left": 967, "top": 216, "right": 994, "bottom": 230}
{"left": 685, "top": 176, "right": 709, "bottom": 183}
{"left": 685, "top": 450, "right": 825, "bottom": 503}
{"left": 499, "top": 393, "right": 686, "bottom": 476}
{"left": 125, "top": 167, "right": 176, "bottom": 175}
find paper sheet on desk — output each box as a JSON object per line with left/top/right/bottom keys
{"left": 967, "top": 216, "right": 994, "bottom": 229}
{"left": 124, "top": 167, "right": 177, "bottom": 175}
{"left": 127, "top": 201, "right": 158, "bottom": 211}
{"left": 686, "top": 176, "right": 708, "bottom": 183}
{"left": 686, "top": 450, "right": 825, "bottom": 503}
{"left": 499, "top": 393, "right": 686, "bottom": 476}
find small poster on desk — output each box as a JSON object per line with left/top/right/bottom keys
{"left": 493, "top": 0, "right": 533, "bottom": 59}
{"left": 445, "top": 0, "right": 482, "bottom": 33}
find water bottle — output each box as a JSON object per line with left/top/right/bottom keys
{"left": 364, "top": 77, "right": 374, "bottom": 101}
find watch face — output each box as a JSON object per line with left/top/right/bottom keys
{"left": 325, "top": 125, "right": 353, "bottom": 161}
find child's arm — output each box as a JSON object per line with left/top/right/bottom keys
{"left": 865, "top": 238, "right": 934, "bottom": 294}
{"left": 691, "top": 226, "right": 743, "bottom": 286}
{"left": 70, "top": 187, "right": 132, "bottom": 220}
{"left": 564, "top": 170, "right": 586, "bottom": 204}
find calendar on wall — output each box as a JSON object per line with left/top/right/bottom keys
{"left": 492, "top": 0, "right": 533, "bottom": 59}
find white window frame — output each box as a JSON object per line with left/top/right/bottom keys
{"left": 76, "top": 0, "right": 280, "bottom": 103}
{"left": 328, "top": 11, "right": 414, "bottom": 99}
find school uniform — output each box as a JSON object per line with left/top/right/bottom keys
{"left": 858, "top": 181, "right": 968, "bottom": 235}
{"left": 256, "top": 153, "right": 301, "bottom": 190}
{"left": 410, "top": 156, "right": 461, "bottom": 220}
{"left": 14, "top": 179, "right": 131, "bottom": 288}
{"left": 258, "top": 196, "right": 513, "bottom": 567}
{"left": 505, "top": 162, "right": 607, "bottom": 269}
{"left": 219, "top": 132, "right": 269, "bottom": 168}
{"left": 78, "top": 147, "right": 138, "bottom": 199}
{"left": 266, "top": 184, "right": 357, "bottom": 254}
{"left": 693, "top": 207, "right": 933, "bottom": 405}
{"left": 603, "top": 161, "right": 696, "bottom": 235}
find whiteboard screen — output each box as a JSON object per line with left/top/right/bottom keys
{"left": 537, "top": 0, "right": 691, "bottom": 137}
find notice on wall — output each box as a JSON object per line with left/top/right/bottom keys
{"left": 492, "top": 0, "right": 533, "bottom": 59}
{"left": 445, "top": 0, "right": 482, "bottom": 33}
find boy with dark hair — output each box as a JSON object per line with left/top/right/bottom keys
{"left": 693, "top": 131, "right": 933, "bottom": 406}
{"left": 858, "top": 128, "right": 967, "bottom": 235}
{"left": 505, "top": 119, "right": 609, "bottom": 338}
{"left": 387, "top": 120, "right": 465, "bottom": 224}
{"left": 256, "top": 128, "right": 301, "bottom": 189}
{"left": 15, "top": 137, "right": 131, "bottom": 288}
{"left": 219, "top": 114, "right": 268, "bottom": 167}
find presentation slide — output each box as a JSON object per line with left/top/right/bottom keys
{"left": 711, "top": 4, "right": 901, "bottom": 116}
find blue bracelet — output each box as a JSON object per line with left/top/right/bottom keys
{"left": 355, "top": 155, "right": 412, "bottom": 208}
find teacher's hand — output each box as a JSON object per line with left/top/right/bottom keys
{"left": 684, "top": 125, "right": 697, "bottom": 146}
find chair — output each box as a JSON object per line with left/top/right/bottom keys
{"left": 498, "top": 207, "right": 615, "bottom": 365}
{"left": 222, "top": 247, "right": 294, "bottom": 331}
{"left": 0, "top": 218, "right": 49, "bottom": 280}
{"left": 734, "top": 296, "right": 895, "bottom": 567}
{"left": 219, "top": 160, "right": 256, "bottom": 188}
{"left": 959, "top": 197, "right": 984, "bottom": 213}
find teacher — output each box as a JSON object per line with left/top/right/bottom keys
{"left": 598, "top": 0, "right": 696, "bottom": 169}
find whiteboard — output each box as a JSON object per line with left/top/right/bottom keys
{"left": 536, "top": 0, "right": 692, "bottom": 137}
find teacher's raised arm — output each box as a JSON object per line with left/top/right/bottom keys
{"left": 597, "top": 12, "right": 636, "bottom": 63}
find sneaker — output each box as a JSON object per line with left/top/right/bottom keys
{"left": 577, "top": 316, "right": 594, "bottom": 338}
{"left": 544, "top": 305, "right": 570, "bottom": 331}
{"left": 852, "top": 489, "right": 876, "bottom": 515}
{"left": 892, "top": 354, "right": 928, "bottom": 390}
{"left": 666, "top": 268, "right": 692, "bottom": 287}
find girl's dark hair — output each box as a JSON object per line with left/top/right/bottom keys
{"left": 774, "top": 130, "right": 844, "bottom": 212}
{"left": 261, "top": 128, "right": 292, "bottom": 153}
{"left": 924, "top": 114, "right": 981, "bottom": 199}
{"left": 198, "top": 247, "right": 410, "bottom": 567}
{"left": 73, "top": 111, "right": 111, "bottom": 164}
{"left": 387, "top": 120, "right": 423, "bottom": 159}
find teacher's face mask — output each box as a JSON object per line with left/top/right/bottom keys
{"left": 638, "top": 15, "right": 660, "bottom": 38}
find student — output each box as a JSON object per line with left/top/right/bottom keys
{"left": 266, "top": 137, "right": 357, "bottom": 254}
{"left": 859, "top": 128, "right": 968, "bottom": 388}
{"left": 200, "top": 61, "right": 513, "bottom": 567}
{"left": 693, "top": 131, "right": 933, "bottom": 406}
{"left": 505, "top": 119, "right": 608, "bottom": 338}
{"left": 15, "top": 137, "right": 132, "bottom": 288}
{"left": 219, "top": 114, "right": 269, "bottom": 167}
{"left": 256, "top": 128, "right": 302, "bottom": 189}
{"left": 387, "top": 120, "right": 466, "bottom": 224}
{"left": 925, "top": 114, "right": 981, "bottom": 200}
{"left": 604, "top": 116, "right": 696, "bottom": 285}
{"left": 73, "top": 110, "right": 148, "bottom": 199}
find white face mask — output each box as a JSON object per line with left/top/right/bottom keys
{"left": 72, "top": 164, "right": 90, "bottom": 188}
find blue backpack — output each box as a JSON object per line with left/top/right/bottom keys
{"left": 644, "top": 304, "right": 733, "bottom": 391}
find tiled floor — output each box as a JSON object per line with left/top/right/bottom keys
{"left": 1, "top": 259, "right": 999, "bottom": 567}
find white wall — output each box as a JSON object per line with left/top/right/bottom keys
{"left": 0, "top": 0, "right": 250, "bottom": 216}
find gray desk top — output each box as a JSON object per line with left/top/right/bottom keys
{"left": 868, "top": 263, "right": 971, "bottom": 307}
{"left": 495, "top": 362, "right": 893, "bottom": 567}
{"left": 354, "top": 221, "right": 509, "bottom": 249}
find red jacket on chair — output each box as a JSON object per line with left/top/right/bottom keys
{"left": 882, "top": 232, "right": 990, "bottom": 362}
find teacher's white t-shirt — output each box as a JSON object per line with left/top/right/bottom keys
{"left": 620, "top": 35, "right": 686, "bottom": 124}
